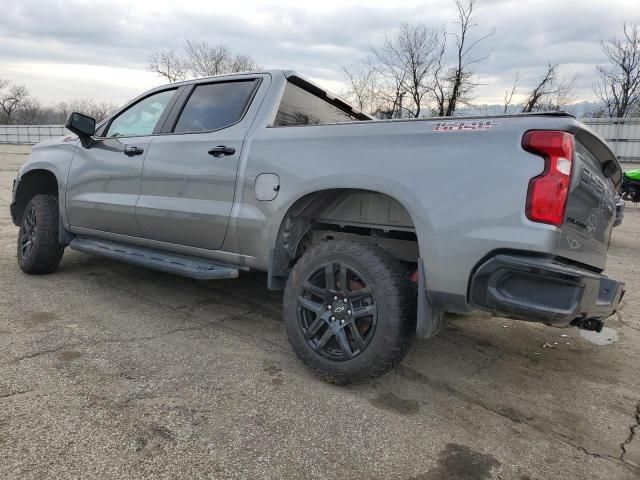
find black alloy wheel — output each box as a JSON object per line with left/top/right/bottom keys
{"left": 20, "top": 206, "right": 38, "bottom": 260}
{"left": 298, "top": 262, "right": 377, "bottom": 361}
{"left": 283, "top": 240, "right": 414, "bottom": 384}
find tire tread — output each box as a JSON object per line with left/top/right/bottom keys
{"left": 17, "top": 194, "right": 64, "bottom": 274}
{"left": 284, "top": 239, "right": 413, "bottom": 384}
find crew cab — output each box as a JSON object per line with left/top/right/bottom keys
{"left": 10, "top": 70, "right": 625, "bottom": 383}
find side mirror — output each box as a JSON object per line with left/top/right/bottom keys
{"left": 65, "top": 112, "right": 96, "bottom": 147}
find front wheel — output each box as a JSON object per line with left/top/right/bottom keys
{"left": 283, "top": 240, "right": 414, "bottom": 384}
{"left": 17, "top": 194, "right": 65, "bottom": 274}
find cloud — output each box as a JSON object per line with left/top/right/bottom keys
{"left": 0, "top": 0, "right": 638, "bottom": 106}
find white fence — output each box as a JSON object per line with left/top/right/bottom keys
{"left": 1, "top": 118, "right": 639, "bottom": 162}
{"left": 0, "top": 125, "right": 69, "bottom": 145}
{"left": 580, "top": 117, "right": 640, "bottom": 163}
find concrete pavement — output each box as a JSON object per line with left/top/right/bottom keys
{"left": 1, "top": 145, "right": 639, "bottom": 479}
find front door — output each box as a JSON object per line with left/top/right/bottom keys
{"left": 135, "top": 79, "right": 260, "bottom": 250}
{"left": 66, "top": 88, "right": 178, "bottom": 236}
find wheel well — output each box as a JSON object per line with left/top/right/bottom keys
{"left": 13, "top": 170, "right": 58, "bottom": 223}
{"left": 270, "top": 189, "right": 418, "bottom": 287}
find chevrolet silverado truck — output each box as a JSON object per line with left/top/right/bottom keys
{"left": 10, "top": 70, "right": 625, "bottom": 383}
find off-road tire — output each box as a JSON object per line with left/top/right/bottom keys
{"left": 17, "top": 194, "right": 65, "bottom": 274}
{"left": 283, "top": 240, "right": 414, "bottom": 384}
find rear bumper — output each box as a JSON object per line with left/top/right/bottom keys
{"left": 469, "top": 254, "right": 625, "bottom": 327}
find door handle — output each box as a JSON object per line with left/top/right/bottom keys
{"left": 208, "top": 146, "right": 236, "bottom": 158}
{"left": 124, "top": 145, "right": 144, "bottom": 156}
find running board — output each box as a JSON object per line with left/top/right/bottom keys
{"left": 69, "top": 237, "right": 239, "bottom": 280}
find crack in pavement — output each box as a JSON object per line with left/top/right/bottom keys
{"left": 89, "top": 275, "right": 289, "bottom": 353}
{"left": 7, "top": 325, "right": 209, "bottom": 365}
{"left": 621, "top": 401, "right": 640, "bottom": 467}
{"left": 0, "top": 389, "right": 32, "bottom": 399}
{"left": 10, "top": 344, "right": 69, "bottom": 363}
{"left": 554, "top": 430, "right": 621, "bottom": 463}
{"left": 93, "top": 276, "right": 272, "bottom": 326}
{"left": 5, "top": 307, "right": 289, "bottom": 366}
{"left": 3, "top": 274, "right": 272, "bottom": 365}
{"left": 4, "top": 264, "right": 288, "bottom": 365}
{"left": 395, "top": 364, "right": 638, "bottom": 472}
{"left": 615, "top": 308, "right": 640, "bottom": 334}
{"left": 92, "top": 278, "right": 288, "bottom": 352}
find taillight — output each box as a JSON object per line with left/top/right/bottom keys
{"left": 522, "top": 130, "right": 574, "bottom": 227}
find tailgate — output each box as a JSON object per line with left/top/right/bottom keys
{"left": 557, "top": 127, "right": 622, "bottom": 271}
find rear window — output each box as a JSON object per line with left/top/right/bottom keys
{"left": 173, "top": 80, "right": 257, "bottom": 133}
{"left": 274, "top": 82, "right": 360, "bottom": 126}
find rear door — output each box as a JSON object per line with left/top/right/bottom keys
{"left": 66, "top": 88, "right": 179, "bottom": 236}
{"left": 135, "top": 77, "right": 263, "bottom": 250}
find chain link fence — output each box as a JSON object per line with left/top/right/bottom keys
{"left": 579, "top": 117, "right": 640, "bottom": 163}
{"left": 0, "top": 125, "right": 69, "bottom": 145}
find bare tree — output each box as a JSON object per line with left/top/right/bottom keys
{"left": 0, "top": 82, "right": 29, "bottom": 123}
{"left": 378, "top": 71, "right": 409, "bottom": 118}
{"left": 594, "top": 23, "right": 640, "bottom": 118}
{"left": 342, "top": 62, "right": 376, "bottom": 111}
{"left": 343, "top": 60, "right": 403, "bottom": 117}
{"left": 521, "top": 64, "right": 556, "bottom": 112}
{"left": 15, "top": 99, "right": 42, "bottom": 124}
{"left": 148, "top": 49, "right": 186, "bottom": 83}
{"left": 542, "top": 76, "right": 576, "bottom": 112}
{"left": 372, "top": 24, "right": 441, "bottom": 118}
{"left": 521, "top": 63, "right": 575, "bottom": 113}
{"left": 349, "top": 57, "right": 407, "bottom": 119}
{"left": 227, "top": 54, "right": 260, "bottom": 73}
{"left": 56, "top": 99, "right": 118, "bottom": 122}
{"left": 149, "top": 40, "right": 260, "bottom": 81}
{"left": 443, "top": 0, "right": 494, "bottom": 116}
{"left": 344, "top": 0, "right": 492, "bottom": 118}
{"left": 503, "top": 72, "right": 520, "bottom": 114}
{"left": 431, "top": 32, "right": 449, "bottom": 116}
{"left": 0, "top": 76, "right": 120, "bottom": 125}
{"left": 85, "top": 101, "right": 119, "bottom": 122}
{"left": 184, "top": 39, "right": 232, "bottom": 77}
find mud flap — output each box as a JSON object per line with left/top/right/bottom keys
{"left": 416, "top": 258, "right": 444, "bottom": 338}
{"left": 267, "top": 249, "right": 288, "bottom": 291}
{"left": 59, "top": 217, "right": 74, "bottom": 246}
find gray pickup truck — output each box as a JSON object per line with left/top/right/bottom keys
{"left": 11, "top": 70, "right": 625, "bottom": 383}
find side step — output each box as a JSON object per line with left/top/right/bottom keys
{"left": 69, "top": 237, "right": 239, "bottom": 280}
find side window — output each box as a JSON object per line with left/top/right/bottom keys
{"left": 274, "top": 82, "right": 359, "bottom": 126}
{"left": 173, "top": 80, "right": 257, "bottom": 133}
{"left": 106, "top": 89, "right": 176, "bottom": 138}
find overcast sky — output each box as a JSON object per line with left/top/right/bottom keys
{"left": 0, "top": 0, "right": 638, "bottom": 108}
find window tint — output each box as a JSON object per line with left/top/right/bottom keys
{"left": 106, "top": 89, "right": 176, "bottom": 137}
{"left": 274, "top": 82, "right": 359, "bottom": 126}
{"left": 173, "top": 81, "right": 256, "bottom": 133}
